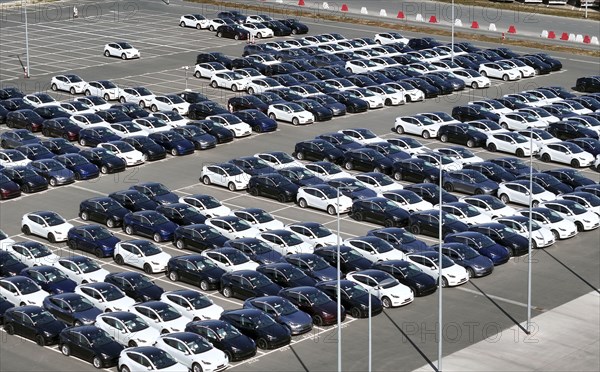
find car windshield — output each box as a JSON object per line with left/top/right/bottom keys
{"left": 397, "top": 262, "right": 423, "bottom": 277}
{"left": 223, "top": 249, "right": 249, "bottom": 264}
{"left": 305, "top": 290, "right": 331, "bottom": 305}
{"left": 26, "top": 243, "right": 52, "bottom": 258}
{"left": 145, "top": 183, "right": 169, "bottom": 195}
{"left": 221, "top": 164, "right": 243, "bottom": 176}
{"left": 247, "top": 274, "right": 272, "bottom": 288}
{"left": 38, "top": 212, "right": 66, "bottom": 226}
{"left": 29, "top": 310, "right": 55, "bottom": 325}
{"left": 529, "top": 182, "right": 546, "bottom": 194}
{"left": 99, "top": 286, "right": 124, "bottom": 301}
{"left": 155, "top": 305, "right": 181, "bottom": 321}
{"left": 379, "top": 277, "right": 399, "bottom": 289}
{"left": 86, "top": 330, "right": 113, "bottom": 346}
{"left": 14, "top": 168, "right": 39, "bottom": 178}
{"left": 40, "top": 268, "right": 69, "bottom": 283}
{"left": 442, "top": 213, "right": 459, "bottom": 223}
{"left": 568, "top": 203, "right": 587, "bottom": 215}
{"left": 123, "top": 316, "right": 149, "bottom": 332}
{"left": 539, "top": 209, "right": 563, "bottom": 223}
{"left": 213, "top": 322, "right": 242, "bottom": 340}
{"left": 136, "top": 241, "right": 162, "bottom": 257}
{"left": 369, "top": 239, "right": 393, "bottom": 253}
{"left": 147, "top": 350, "right": 177, "bottom": 369}
{"left": 247, "top": 313, "right": 277, "bottom": 329}
{"left": 278, "top": 232, "right": 303, "bottom": 246}
{"left": 185, "top": 337, "right": 212, "bottom": 354}
{"left": 227, "top": 218, "right": 251, "bottom": 231}
{"left": 496, "top": 226, "right": 518, "bottom": 239}
{"left": 76, "top": 259, "right": 102, "bottom": 273}
{"left": 13, "top": 278, "right": 40, "bottom": 294}
{"left": 66, "top": 296, "right": 94, "bottom": 312}
{"left": 459, "top": 204, "right": 481, "bottom": 217}
{"left": 187, "top": 293, "right": 212, "bottom": 309}
{"left": 303, "top": 256, "right": 330, "bottom": 270}
{"left": 563, "top": 142, "right": 584, "bottom": 154}
{"left": 428, "top": 255, "right": 454, "bottom": 268}
{"left": 304, "top": 225, "right": 331, "bottom": 238}
{"left": 87, "top": 227, "right": 113, "bottom": 240}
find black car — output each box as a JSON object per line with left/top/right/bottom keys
{"left": 227, "top": 95, "right": 269, "bottom": 113}
{"left": 216, "top": 24, "right": 249, "bottom": 40}
{"left": 129, "top": 182, "right": 179, "bottom": 205}
{"left": 256, "top": 263, "right": 318, "bottom": 288}
{"left": 403, "top": 78, "right": 440, "bottom": 98}
{"left": 230, "top": 156, "right": 277, "bottom": 176}
{"left": 188, "top": 101, "right": 229, "bottom": 120}
{"left": 315, "top": 132, "right": 362, "bottom": 152}
{"left": 110, "top": 103, "right": 149, "bottom": 119}
{"left": 108, "top": 189, "right": 159, "bottom": 212}
{"left": 575, "top": 76, "right": 600, "bottom": 93}
{"left": 488, "top": 157, "right": 537, "bottom": 177}
{"left": 225, "top": 238, "right": 284, "bottom": 265}
{"left": 437, "top": 123, "right": 488, "bottom": 148}
{"left": 262, "top": 20, "right": 292, "bottom": 36}
{"left": 278, "top": 286, "right": 345, "bottom": 326}
{"left": 39, "top": 138, "right": 80, "bottom": 155}
{"left": 267, "top": 62, "right": 301, "bottom": 76}
{"left": 248, "top": 173, "right": 299, "bottom": 202}
{"left": 79, "top": 197, "right": 129, "bottom": 228}
{"left": 185, "top": 320, "right": 257, "bottom": 361}
{"left": 391, "top": 158, "right": 443, "bottom": 184}
{"left": 517, "top": 55, "right": 552, "bottom": 75}
{"left": 0, "top": 250, "right": 27, "bottom": 276}
{"left": 20, "top": 265, "right": 77, "bottom": 294}
{"left": 188, "top": 120, "right": 234, "bottom": 143}
{"left": 156, "top": 202, "right": 207, "bottom": 225}
{"left": 342, "top": 148, "right": 394, "bottom": 174}
{"left": 313, "top": 245, "right": 372, "bottom": 274}
{"left": 284, "top": 253, "right": 340, "bottom": 282}
{"left": 278, "top": 18, "right": 308, "bottom": 34}
{"left": 58, "top": 326, "right": 124, "bottom": 368}
{"left": 220, "top": 270, "right": 282, "bottom": 300}
{"left": 1, "top": 166, "right": 48, "bottom": 193}
{"left": 42, "top": 293, "right": 102, "bottom": 326}
{"left": 5, "top": 109, "right": 45, "bottom": 132}
{"left": 0, "top": 87, "right": 24, "bottom": 100}
{"left": 1, "top": 97, "right": 34, "bottom": 111}
{"left": 296, "top": 99, "right": 333, "bottom": 122}
{"left": 166, "top": 254, "right": 226, "bottom": 291}
{"left": 172, "top": 224, "right": 229, "bottom": 252}
{"left": 196, "top": 52, "right": 233, "bottom": 69}
{"left": 367, "top": 227, "right": 430, "bottom": 254}
{"left": 451, "top": 105, "right": 501, "bottom": 122}
{"left": 121, "top": 136, "right": 167, "bottom": 161}
{"left": 547, "top": 121, "right": 599, "bottom": 140}
{"left": 371, "top": 260, "right": 437, "bottom": 296}
{"left": 515, "top": 173, "right": 573, "bottom": 195}
{"left": 104, "top": 271, "right": 164, "bottom": 302}
{"left": 420, "top": 75, "right": 453, "bottom": 95}
{"left": 95, "top": 109, "right": 131, "bottom": 124}
{"left": 328, "top": 91, "right": 369, "bottom": 113}
{"left": 277, "top": 167, "right": 323, "bottom": 187}
{"left": 315, "top": 280, "right": 383, "bottom": 319}
{"left": 543, "top": 168, "right": 596, "bottom": 188}
{"left": 3, "top": 305, "right": 66, "bottom": 346}
{"left": 178, "top": 91, "right": 210, "bottom": 104}
{"left": 351, "top": 197, "right": 410, "bottom": 227}
{"left": 409, "top": 209, "right": 469, "bottom": 238}
{"left": 220, "top": 309, "right": 291, "bottom": 350}
{"left": 172, "top": 125, "right": 217, "bottom": 150}
{"left": 40, "top": 117, "right": 81, "bottom": 141}
{"left": 463, "top": 161, "right": 517, "bottom": 183}
{"left": 33, "top": 105, "right": 70, "bottom": 120}
{"left": 469, "top": 223, "right": 529, "bottom": 256}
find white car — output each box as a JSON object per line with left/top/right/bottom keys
{"left": 345, "top": 59, "right": 380, "bottom": 74}
{"left": 257, "top": 230, "right": 314, "bottom": 255}
{"left": 540, "top": 200, "right": 600, "bottom": 231}
{"left": 382, "top": 189, "right": 433, "bottom": 212}
{"left": 245, "top": 78, "right": 284, "bottom": 95}
{"left": 233, "top": 67, "right": 264, "bottom": 83}
{"left": 113, "top": 240, "right": 171, "bottom": 274}
{"left": 438, "top": 202, "right": 493, "bottom": 226}
{"left": 346, "top": 88, "right": 385, "bottom": 109}
{"left": 538, "top": 142, "right": 595, "bottom": 168}
{"left": 84, "top": 80, "right": 121, "bottom": 101}
{"left": 553, "top": 100, "right": 593, "bottom": 115}
{"left": 95, "top": 312, "right": 160, "bottom": 347}
{"left": 500, "top": 59, "right": 536, "bottom": 78}
{"left": 406, "top": 252, "right": 469, "bottom": 287}
{"left": 504, "top": 93, "right": 545, "bottom": 107}
{"left": 9, "top": 241, "right": 60, "bottom": 267}
{"left": 369, "top": 56, "right": 400, "bottom": 69}
{"left": 245, "top": 14, "right": 274, "bottom": 23}
{"left": 53, "top": 256, "right": 110, "bottom": 284}
{"left": 408, "top": 62, "right": 441, "bottom": 74}
{"left": 296, "top": 184, "right": 353, "bottom": 215}
{"left": 254, "top": 151, "right": 302, "bottom": 170}
{"left": 394, "top": 114, "right": 442, "bottom": 139}
{"left": 347, "top": 270, "right": 414, "bottom": 308}
{"left": 366, "top": 85, "right": 405, "bottom": 106}
{"left": 325, "top": 78, "right": 358, "bottom": 91}
{"left": 51, "top": 74, "right": 86, "bottom": 94}
{"left": 103, "top": 42, "right": 140, "bottom": 59}
{"left": 179, "top": 14, "right": 210, "bottom": 29}
{"left": 421, "top": 112, "right": 462, "bottom": 126}
{"left": 304, "top": 162, "right": 351, "bottom": 181}
{"left": 414, "top": 152, "right": 462, "bottom": 172}
{"left": 151, "top": 112, "right": 188, "bottom": 129}
{"left": 494, "top": 216, "right": 555, "bottom": 249}
{"left": 194, "top": 62, "right": 229, "bottom": 79}
{"left": 451, "top": 69, "right": 491, "bottom": 89}
{"left": 433, "top": 147, "right": 484, "bottom": 166}
{"left": 517, "top": 129, "right": 561, "bottom": 148}
{"left": 70, "top": 113, "right": 110, "bottom": 129}
{"left": 517, "top": 208, "right": 578, "bottom": 240}
{"left": 460, "top": 195, "right": 517, "bottom": 219}
{"left": 478, "top": 62, "right": 521, "bottom": 81}
{"left": 285, "top": 222, "right": 340, "bottom": 247}
{"left": 210, "top": 71, "right": 248, "bottom": 92}
{"left": 0, "top": 230, "right": 15, "bottom": 251}
{"left": 338, "top": 128, "right": 382, "bottom": 145}
{"left": 385, "top": 82, "right": 425, "bottom": 103}
{"left": 240, "top": 22, "right": 274, "bottom": 38}
{"left": 355, "top": 173, "right": 400, "bottom": 193}
{"left": 468, "top": 100, "right": 512, "bottom": 114}
{"left": 499, "top": 112, "right": 548, "bottom": 130}
{"left": 522, "top": 89, "right": 562, "bottom": 105}
{"left": 565, "top": 116, "right": 600, "bottom": 135}
{"left": 267, "top": 103, "right": 314, "bottom": 125}
{"left": 201, "top": 248, "right": 259, "bottom": 272}
{"left": 179, "top": 194, "right": 231, "bottom": 217}
{"left": 0, "top": 276, "right": 49, "bottom": 306}
{"left": 128, "top": 301, "right": 190, "bottom": 333}
{"left": 154, "top": 333, "right": 229, "bottom": 372}
{"left": 21, "top": 211, "right": 73, "bottom": 243}
{"left": 75, "top": 282, "right": 135, "bottom": 312}
{"left": 23, "top": 93, "right": 57, "bottom": 108}
{"left": 59, "top": 101, "right": 95, "bottom": 115}
{"left": 205, "top": 114, "right": 252, "bottom": 137}
{"left": 207, "top": 18, "right": 233, "bottom": 32}
{"left": 230, "top": 208, "right": 285, "bottom": 231}
{"left": 200, "top": 163, "right": 251, "bottom": 191}
{"left": 205, "top": 216, "right": 261, "bottom": 240}
{"left": 117, "top": 347, "right": 187, "bottom": 372}
{"left": 374, "top": 32, "right": 409, "bottom": 45}
{"left": 344, "top": 237, "right": 406, "bottom": 263}
{"left": 133, "top": 117, "right": 173, "bottom": 134}
{"left": 110, "top": 122, "right": 147, "bottom": 138}
{"left": 160, "top": 290, "right": 224, "bottom": 321}
{"left": 288, "top": 84, "right": 320, "bottom": 98}
{"left": 558, "top": 193, "right": 600, "bottom": 216}
{"left": 498, "top": 180, "right": 557, "bottom": 207}
{"left": 118, "top": 87, "right": 156, "bottom": 108}
{"left": 386, "top": 137, "right": 430, "bottom": 155}
{"left": 75, "top": 96, "right": 112, "bottom": 111}
{"left": 149, "top": 95, "right": 190, "bottom": 115}
{"left": 486, "top": 132, "right": 539, "bottom": 157}
{"left": 98, "top": 141, "right": 145, "bottom": 166}
{"left": 516, "top": 107, "right": 560, "bottom": 125}
{"left": 0, "top": 149, "right": 33, "bottom": 168}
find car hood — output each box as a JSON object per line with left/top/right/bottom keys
{"left": 254, "top": 251, "right": 284, "bottom": 265}
{"left": 137, "top": 284, "right": 165, "bottom": 301}
{"left": 72, "top": 163, "right": 98, "bottom": 174}
{"left": 279, "top": 310, "right": 312, "bottom": 326}
{"left": 46, "top": 278, "right": 77, "bottom": 294}
{"left": 1, "top": 260, "right": 27, "bottom": 276}
{"left": 155, "top": 193, "right": 179, "bottom": 204}
{"left": 73, "top": 306, "right": 103, "bottom": 322}
{"left": 257, "top": 283, "right": 283, "bottom": 296}
{"left": 93, "top": 339, "right": 124, "bottom": 358}
{"left": 312, "top": 267, "right": 340, "bottom": 282}
{"left": 36, "top": 320, "right": 66, "bottom": 336}
{"left": 98, "top": 236, "right": 120, "bottom": 249}
{"left": 289, "top": 276, "right": 318, "bottom": 287}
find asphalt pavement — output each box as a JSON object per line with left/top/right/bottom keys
{"left": 0, "top": 1, "right": 599, "bottom": 372}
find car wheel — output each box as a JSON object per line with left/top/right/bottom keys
{"left": 125, "top": 225, "right": 134, "bottom": 235}
{"left": 94, "top": 249, "right": 103, "bottom": 258}
{"left": 480, "top": 70, "right": 487, "bottom": 77}
{"left": 292, "top": 117, "right": 300, "bottom": 126}
{"left": 277, "top": 194, "right": 287, "bottom": 203}
{"left": 47, "top": 233, "right": 56, "bottom": 243}
{"left": 100, "top": 165, "right": 109, "bottom": 174}
{"left": 422, "top": 131, "right": 430, "bottom": 139}
{"left": 395, "top": 125, "right": 404, "bottom": 134}
{"left": 105, "top": 218, "right": 117, "bottom": 229}
{"left": 381, "top": 296, "right": 392, "bottom": 308}
{"left": 80, "top": 211, "right": 89, "bottom": 221}
{"left": 234, "top": 34, "right": 240, "bottom": 40}
{"left": 571, "top": 159, "right": 580, "bottom": 168}
{"left": 327, "top": 205, "right": 337, "bottom": 215}
{"left": 201, "top": 176, "right": 211, "bottom": 185}
{"left": 144, "top": 263, "right": 153, "bottom": 274}
{"left": 93, "top": 357, "right": 103, "bottom": 369}
{"left": 487, "top": 143, "right": 497, "bottom": 152}
{"left": 209, "top": 25, "right": 215, "bottom": 31}
{"left": 35, "top": 335, "right": 46, "bottom": 347}
{"left": 227, "top": 182, "right": 237, "bottom": 191}
{"left": 534, "top": 69, "right": 540, "bottom": 75}
{"left": 471, "top": 82, "right": 479, "bottom": 89}
{"left": 210, "top": 81, "right": 218, "bottom": 88}
{"left": 249, "top": 187, "right": 259, "bottom": 196}
{"left": 500, "top": 122, "right": 509, "bottom": 130}
{"left": 541, "top": 153, "right": 550, "bottom": 162}
{"left": 192, "top": 363, "right": 203, "bottom": 372}
{"left": 353, "top": 212, "right": 363, "bottom": 221}
{"left": 350, "top": 307, "right": 361, "bottom": 318}
{"left": 532, "top": 200, "right": 539, "bottom": 208}
{"left": 175, "top": 239, "right": 186, "bottom": 249}
{"left": 296, "top": 152, "right": 305, "bottom": 160}
{"left": 70, "top": 87, "right": 76, "bottom": 95}
{"left": 153, "top": 233, "right": 162, "bottom": 243}
{"left": 216, "top": 32, "right": 223, "bottom": 38}
{"left": 344, "top": 161, "right": 354, "bottom": 170}
{"left": 253, "top": 125, "right": 262, "bottom": 133}
{"left": 231, "top": 84, "right": 238, "bottom": 92}
{"left": 104, "top": 50, "right": 110, "bottom": 57}
{"left": 466, "top": 139, "right": 475, "bottom": 148}
{"left": 103, "top": 94, "right": 110, "bottom": 101}
{"left": 85, "top": 89, "right": 92, "bottom": 96}
{"left": 499, "top": 194, "right": 510, "bottom": 204}
{"left": 393, "top": 172, "right": 403, "bottom": 181}
{"left": 150, "top": 104, "right": 158, "bottom": 112}
{"left": 257, "top": 338, "right": 268, "bottom": 350}
{"left": 502, "top": 74, "right": 509, "bottom": 81}
{"left": 441, "top": 277, "right": 449, "bottom": 288}
{"left": 256, "top": 33, "right": 262, "bottom": 39}
{"left": 198, "top": 280, "right": 210, "bottom": 291}
{"left": 128, "top": 340, "right": 138, "bottom": 348}
{"left": 21, "top": 224, "right": 31, "bottom": 235}
{"left": 373, "top": 166, "right": 382, "bottom": 173}
{"left": 50, "top": 83, "right": 58, "bottom": 91}
{"left": 444, "top": 183, "right": 454, "bottom": 192}
{"left": 5, "top": 323, "right": 15, "bottom": 335}
{"left": 440, "top": 134, "right": 448, "bottom": 143}
{"left": 515, "top": 148, "right": 525, "bottom": 157}
{"left": 312, "top": 315, "right": 324, "bottom": 326}
{"left": 61, "top": 344, "right": 70, "bottom": 356}
{"left": 248, "top": 87, "right": 255, "bottom": 94}
{"left": 222, "top": 286, "right": 233, "bottom": 298}
{"left": 171, "top": 148, "right": 179, "bottom": 156}
{"left": 79, "top": 138, "right": 87, "bottom": 146}
{"left": 410, "top": 224, "right": 420, "bottom": 235}
{"left": 139, "top": 100, "right": 146, "bottom": 108}
{"left": 120, "top": 365, "right": 131, "bottom": 372}
{"left": 114, "top": 255, "right": 124, "bottom": 265}
{"left": 384, "top": 219, "right": 394, "bottom": 228}
{"left": 118, "top": 96, "right": 126, "bottom": 104}
{"left": 466, "top": 267, "right": 475, "bottom": 278}
{"left": 22, "top": 184, "right": 31, "bottom": 193}
{"left": 474, "top": 188, "right": 484, "bottom": 195}
{"left": 298, "top": 198, "right": 308, "bottom": 208}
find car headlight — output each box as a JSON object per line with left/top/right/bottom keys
{"left": 136, "top": 338, "right": 147, "bottom": 344}
{"left": 201, "top": 360, "right": 213, "bottom": 366}
{"left": 266, "top": 333, "right": 276, "bottom": 340}
{"left": 448, "top": 274, "right": 456, "bottom": 278}
{"left": 100, "top": 353, "right": 111, "bottom": 360}
{"left": 151, "top": 261, "right": 160, "bottom": 265}
{"left": 43, "top": 331, "right": 52, "bottom": 337}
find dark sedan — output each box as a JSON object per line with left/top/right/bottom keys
{"left": 233, "top": 109, "right": 277, "bottom": 133}
{"left": 315, "top": 280, "right": 383, "bottom": 319}
{"left": 442, "top": 169, "right": 499, "bottom": 195}
{"left": 104, "top": 271, "right": 164, "bottom": 302}
{"left": 188, "top": 120, "right": 234, "bottom": 143}
{"left": 243, "top": 296, "right": 312, "bottom": 335}
{"left": 166, "top": 254, "right": 226, "bottom": 291}
{"left": 371, "top": 260, "right": 437, "bottom": 296}
{"left": 256, "top": 263, "right": 318, "bottom": 288}
{"left": 463, "top": 161, "right": 517, "bottom": 183}
{"left": 444, "top": 231, "right": 510, "bottom": 265}
{"left": 41, "top": 117, "right": 81, "bottom": 141}
{"left": 67, "top": 224, "right": 120, "bottom": 258}
{"left": 79, "top": 197, "right": 129, "bottom": 228}
{"left": 108, "top": 189, "right": 159, "bottom": 212}
{"left": 122, "top": 210, "right": 178, "bottom": 242}
{"left": 367, "top": 227, "right": 430, "bottom": 254}
{"left": 409, "top": 210, "right": 469, "bottom": 238}
{"left": 1, "top": 166, "right": 48, "bottom": 193}
{"left": 351, "top": 197, "right": 410, "bottom": 227}
{"left": 53, "top": 153, "right": 100, "bottom": 180}
{"left": 468, "top": 223, "right": 529, "bottom": 257}
{"left": 58, "top": 326, "right": 124, "bottom": 368}
{"left": 543, "top": 168, "right": 596, "bottom": 188}
{"left": 220, "top": 309, "right": 291, "bottom": 349}
{"left": 172, "top": 224, "right": 229, "bottom": 252}
{"left": 3, "top": 306, "right": 66, "bottom": 346}
{"left": 391, "top": 158, "right": 443, "bottom": 184}
{"left": 185, "top": 320, "right": 257, "bottom": 361}
{"left": 438, "top": 123, "right": 488, "bottom": 148}
{"left": 220, "top": 270, "right": 282, "bottom": 300}
{"left": 42, "top": 293, "right": 102, "bottom": 326}
{"left": 431, "top": 243, "right": 494, "bottom": 278}
{"left": 342, "top": 148, "right": 394, "bottom": 174}
{"left": 248, "top": 173, "right": 299, "bottom": 202}
{"left": 79, "top": 148, "right": 127, "bottom": 174}
{"left": 121, "top": 136, "right": 167, "bottom": 161}
{"left": 19, "top": 265, "right": 77, "bottom": 294}
{"left": 278, "top": 286, "right": 345, "bottom": 326}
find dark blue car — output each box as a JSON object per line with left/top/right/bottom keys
{"left": 371, "top": 260, "right": 437, "bottom": 296}
{"left": 0, "top": 250, "right": 27, "bottom": 276}
{"left": 172, "top": 224, "right": 229, "bottom": 252}
{"left": 3, "top": 305, "right": 66, "bottom": 346}
{"left": 444, "top": 231, "right": 510, "bottom": 265}
{"left": 367, "top": 227, "right": 430, "bottom": 254}
{"left": 39, "top": 138, "right": 80, "bottom": 155}
{"left": 442, "top": 169, "right": 499, "bottom": 195}
{"left": 224, "top": 238, "right": 284, "bottom": 265}
{"left": 108, "top": 189, "right": 159, "bottom": 212}
{"left": 149, "top": 130, "right": 195, "bottom": 156}
{"left": 403, "top": 183, "right": 458, "bottom": 205}
{"left": 233, "top": 109, "right": 277, "bottom": 133}
{"left": 185, "top": 320, "right": 257, "bottom": 361}
{"left": 42, "top": 293, "right": 102, "bottom": 326}
{"left": 409, "top": 210, "right": 469, "bottom": 238}
{"left": 351, "top": 197, "right": 410, "bottom": 227}
{"left": 284, "top": 253, "right": 341, "bottom": 282}
{"left": 172, "top": 125, "right": 217, "bottom": 151}
{"left": 67, "top": 224, "right": 121, "bottom": 258}
{"left": 327, "top": 177, "right": 378, "bottom": 200}
{"left": 129, "top": 182, "right": 179, "bottom": 205}
{"left": 220, "top": 308, "right": 291, "bottom": 349}
{"left": 0, "top": 129, "right": 40, "bottom": 149}
{"left": 468, "top": 223, "right": 529, "bottom": 257}
{"left": 77, "top": 127, "right": 121, "bottom": 147}
{"left": 0, "top": 166, "right": 48, "bottom": 193}
{"left": 257, "top": 263, "right": 318, "bottom": 288}
{"left": 463, "top": 161, "right": 517, "bottom": 183}
{"left": 16, "top": 143, "right": 55, "bottom": 161}
{"left": 19, "top": 266, "right": 77, "bottom": 294}
{"left": 54, "top": 153, "right": 100, "bottom": 180}
{"left": 431, "top": 243, "right": 494, "bottom": 278}
{"left": 543, "top": 168, "right": 596, "bottom": 188}
{"left": 79, "top": 147, "right": 127, "bottom": 174}
{"left": 166, "top": 254, "right": 226, "bottom": 291}
{"left": 243, "top": 296, "right": 313, "bottom": 335}
{"left": 104, "top": 271, "right": 164, "bottom": 302}
{"left": 313, "top": 245, "right": 372, "bottom": 274}
{"left": 79, "top": 197, "right": 130, "bottom": 228}
{"left": 122, "top": 210, "right": 178, "bottom": 242}
{"left": 488, "top": 157, "right": 537, "bottom": 177}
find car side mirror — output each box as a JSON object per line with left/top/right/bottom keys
{"left": 525, "top": 192, "right": 530, "bottom": 195}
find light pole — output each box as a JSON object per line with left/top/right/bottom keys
{"left": 22, "top": 0, "right": 30, "bottom": 78}
{"left": 526, "top": 131, "right": 533, "bottom": 333}
{"left": 451, "top": 0, "right": 455, "bottom": 63}
{"left": 437, "top": 156, "right": 443, "bottom": 372}
{"left": 182, "top": 66, "right": 190, "bottom": 91}
{"left": 336, "top": 186, "right": 342, "bottom": 372}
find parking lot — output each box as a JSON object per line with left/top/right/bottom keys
{"left": 1, "top": 0, "right": 599, "bottom": 371}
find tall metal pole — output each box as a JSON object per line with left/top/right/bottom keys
{"left": 336, "top": 187, "right": 342, "bottom": 372}
{"left": 451, "top": 0, "right": 455, "bottom": 63}
{"left": 527, "top": 131, "right": 533, "bottom": 333}
{"left": 368, "top": 289, "right": 372, "bottom": 372}
{"left": 437, "top": 158, "right": 443, "bottom": 372}
{"left": 23, "top": 0, "right": 30, "bottom": 78}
